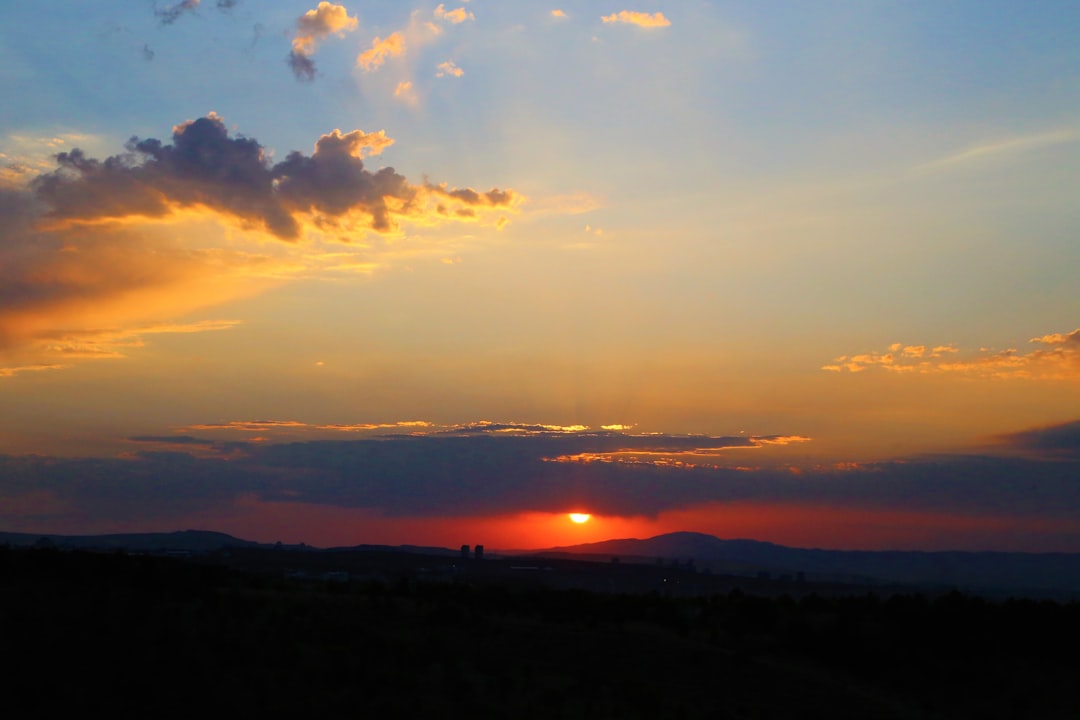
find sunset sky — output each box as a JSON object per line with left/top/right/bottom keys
{"left": 2, "top": 1, "right": 1079, "bottom": 551}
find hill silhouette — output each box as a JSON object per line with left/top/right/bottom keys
{"left": 534, "top": 531, "right": 1080, "bottom": 598}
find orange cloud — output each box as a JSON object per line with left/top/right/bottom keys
{"left": 393, "top": 80, "right": 418, "bottom": 106}
{"left": 601, "top": 10, "right": 671, "bottom": 28}
{"left": 551, "top": 10, "right": 567, "bottom": 19}
{"left": 0, "top": 363, "right": 67, "bottom": 378}
{"left": 32, "top": 320, "right": 240, "bottom": 360}
{"left": 292, "top": 1, "right": 358, "bottom": 54}
{"left": 357, "top": 32, "right": 405, "bottom": 71}
{"left": 544, "top": 435, "right": 812, "bottom": 468}
{"left": 434, "top": 4, "right": 474, "bottom": 24}
{"left": 435, "top": 60, "right": 464, "bottom": 78}
{"left": 1, "top": 116, "right": 529, "bottom": 373}
{"left": 823, "top": 329, "right": 1080, "bottom": 379}
{"left": 289, "top": 2, "right": 359, "bottom": 81}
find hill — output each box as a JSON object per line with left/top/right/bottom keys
{"left": 534, "top": 531, "right": 1080, "bottom": 598}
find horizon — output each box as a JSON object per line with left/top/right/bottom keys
{"left": 2, "top": 2, "right": 1079, "bottom": 553}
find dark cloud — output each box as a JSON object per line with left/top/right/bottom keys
{"left": 29, "top": 114, "right": 519, "bottom": 241}
{"left": 2, "top": 428, "right": 1079, "bottom": 539}
{"left": 155, "top": 0, "right": 235, "bottom": 25}
{"left": 129, "top": 435, "right": 215, "bottom": 446}
{"left": 141, "top": 44, "right": 155, "bottom": 62}
{"left": 155, "top": 0, "right": 200, "bottom": 26}
{"left": 273, "top": 129, "right": 413, "bottom": 233}
{"left": 287, "top": 51, "right": 317, "bottom": 82}
{"left": 994, "top": 419, "right": 1080, "bottom": 458}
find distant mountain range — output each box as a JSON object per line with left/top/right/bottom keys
{"left": 533, "top": 532, "right": 1080, "bottom": 597}
{"left": 0, "top": 529, "right": 461, "bottom": 557}
{"left": 5, "top": 528, "right": 1080, "bottom": 598}
{"left": 0, "top": 529, "right": 260, "bottom": 552}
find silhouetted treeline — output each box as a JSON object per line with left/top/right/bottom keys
{"left": 2, "top": 545, "right": 1078, "bottom": 719}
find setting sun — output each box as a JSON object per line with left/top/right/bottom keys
{"left": 569, "top": 513, "right": 591, "bottom": 524}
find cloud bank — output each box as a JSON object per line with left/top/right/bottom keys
{"left": 0, "top": 423, "right": 1078, "bottom": 550}
{"left": 1, "top": 114, "right": 521, "bottom": 371}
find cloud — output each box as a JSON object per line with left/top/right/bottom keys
{"left": 917, "top": 128, "right": 1080, "bottom": 172}
{"left": 601, "top": 10, "right": 671, "bottom": 28}
{"left": 551, "top": 10, "right": 567, "bottom": 19}
{"left": 184, "top": 419, "right": 433, "bottom": 434}
{"left": 393, "top": 80, "right": 418, "bottom": 106}
{"left": 156, "top": 0, "right": 200, "bottom": 26}
{"left": 0, "top": 363, "right": 67, "bottom": 379}
{"left": 1, "top": 115, "right": 527, "bottom": 374}
{"left": 289, "top": 2, "right": 359, "bottom": 81}
{"left": 357, "top": 32, "right": 405, "bottom": 71}
{"left": 154, "top": 0, "right": 237, "bottom": 25}
{"left": 0, "top": 175, "right": 277, "bottom": 367}
{"left": 435, "top": 60, "right": 463, "bottom": 78}
{"left": 30, "top": 114, "right": 520, "bottom": 241}
{"left": 2, "top": 423, "right": 1079, "bottom": 546}
{"left": 823, "top": 329, "right": 1080, "bottom": 380}
{"left": 23, "top": 320, "right": 240, "bottom": 361}
{"left": 287, "top": 51, "right": 317, "bottom": 82}
{"left": 993, "top": 419, "right": 1080, "bottom": 459}
{"left": 433, "top": 4, "right": 474, "bottom": 24}
{"left": 129, "top": 435, "right": 216, "bottom": 446}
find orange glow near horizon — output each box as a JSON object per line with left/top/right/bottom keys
{"left": 132, "top": 494, "right": 1080, "bottom": 554}
{"left": 568, "top": 513, "right": 591, "bottom": 524}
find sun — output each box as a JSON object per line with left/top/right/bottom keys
{"left": 568, "top": 513, "right": 591, "bottom": 524}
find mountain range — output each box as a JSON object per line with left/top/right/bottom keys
{"left": 5, "top": 529, "right": 1080, "bottom": 598}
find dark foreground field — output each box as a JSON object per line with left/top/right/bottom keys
{"left": 3, "top": 545, "right": 1078, "bottom": 719}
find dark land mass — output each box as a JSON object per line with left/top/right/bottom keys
{"left": 533, "top": 531, "right": 1080, "bottom": 600}
{"left": 3, "top": 538, "right": 1080, "bottom": 718}
{"left": 7, "top": 528, "right": 1080, "bottom": 598}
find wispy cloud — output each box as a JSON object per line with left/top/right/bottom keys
{"left": 1, "top": 321, "right": 240, "bottom": 375}
{"left": 155, "top": 0, "right": 200, "bottom": 26}
{"left": 824, "top": 329, "right": 1080, "bottom": 380}
{"left": 435, "top": 60, "right": 463, "bottom": 78}
{"left": 0, "top": 363, "right": 67, "bottom": 378}
{"left": 917, "top": 128, "right": 1080, "bottom": 171}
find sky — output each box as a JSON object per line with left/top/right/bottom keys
{"left": 1, "top": 1, "right": 1079, "bottom": 552}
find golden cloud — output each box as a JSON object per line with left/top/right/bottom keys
{"left": 289, "top": 2, "right": 359, "bottom": 81}
{"left": 357, "top": 32, "right": 405, "bottom": 71}
{"left": 292, "top": 1, "right": 358, "bottom": 55}
{"left": 823, "top": 330, "right": 1080, "bottom": 379}
{"left": 435, "top": 60, "right": 464, "bottom": 78}
{"left": 434, "top": 4, "right": 474, "bottom": 24}
{"left": 2, "top": 115, "right": 523, "bottom": 374}
{"left": 601, "top": 10, "right": 671, "bottom": 28}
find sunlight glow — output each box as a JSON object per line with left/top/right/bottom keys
{"left": 568, "top": 513, "right": 591, "bottom": 524}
